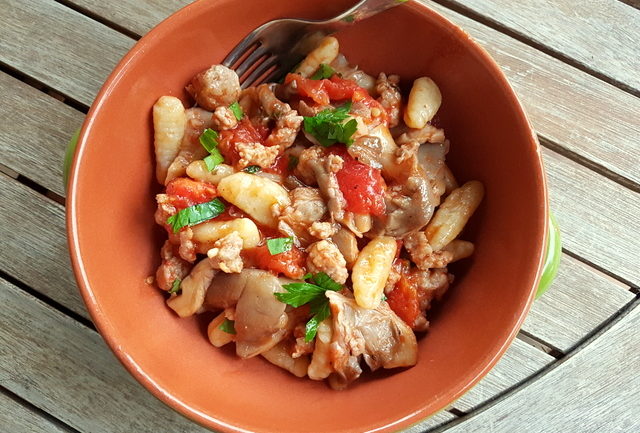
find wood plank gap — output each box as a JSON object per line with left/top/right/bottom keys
{"left": 429, "top": 0, "right": 640, "bottom": 98}
{"left": 53, "top": 0, "right": 142, "bottom": 40}
{"left": 16, "top": 174, "right": 66, "bottom": 206}
{"left": 516, "top": 330, "right": 564, "bottom": 358}
{"left": 0, "top": 162, "right": 19, "bottom": 179}
{"left": 435, "top": 295, "right": 640, "bottom": 431}
{"left": 1, "top": 386, "right": 80, "bottom": 433}
{"left": 561, "top": 248, "right": 640, "bottom": 292}
{"left": 618, "top": 0, "right": 640, "bottom": 10}
{"left": 538, "top": 136, "right": 640, "bottom": 194}
{"left": 0, "top": 61, "right": 89, "bottom": 114}
{"left": 0, "top": 271, "right": 95, "bottom": 332}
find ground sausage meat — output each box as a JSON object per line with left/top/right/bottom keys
{"left": 207, "top": 232, "right": 244, "bottom": 273}
{"left": 306, "top": 240, "right": 348, "bottom": 284}
{"left": 186, "top": 65, "right": 241, "bottom": 111}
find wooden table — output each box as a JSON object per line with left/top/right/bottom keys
{"left": 1, "top": 1, "right": 638, "bottom": 431}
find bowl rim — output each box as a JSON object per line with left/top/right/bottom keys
{"left": 66, "top": 1, "right": 549, "bottom": 431}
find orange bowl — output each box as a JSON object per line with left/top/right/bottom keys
{"left": 67, "top": 1, "right": 548, "bottom": 432}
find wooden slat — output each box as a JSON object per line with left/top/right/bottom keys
{"left": 522, "top": 254, "right": 634, "bottom": 352}
{"left": 443, "top": 302, "right": 640, "bottom": 433}
{"left": 0, "top": 173, "right": 86, "bottom": 318}
{"left": 542, "top": 147, "right": 640, "bottom": 286}
{"left": 452, "top": 339, "right": 553, "bottom": 412}
{"left": 425, "top": 1, "right": 640, "bottom": 187}
{"left": 0, "top": 278, "right": 213, "bottom": 433}
{"left": 0, "top": 72, "right": 83, "bottom": 196}
{"left": 0, "top": 391, "right": 71, "bottom": 433}
{"left": 0, "top": 0, "right": 133, "bottom": 106}
{"left": 442, "top": 0, "right": 640, "bottom": 93}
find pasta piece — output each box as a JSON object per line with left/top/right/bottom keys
{"left": 261, "top": 341, "right": 310, "bottom": 378}
{"left": 186, "top": 161, "right": 234, "bottom": 185}
{"left": 191, "top": 218, "right": 260, "bottom": 253}
{"left": 307, "top": 319, "right": 334, "bottom": 380}
{"left": 403, "top": 77, "right": 442, "bottom": 129}
{"left": 295, "top": 36, "right": 339, "bottom": 78}
{"left": 352, "top": 236, "right": 398, "bottom": 309}
{"left": 442, "top": 239, "right": 475, "bottom": 263}
{"left": 425, "top": 180, "right": 484, "bottom": 251}
{"left": 166, "top": 258, "right": 215, "bottom": 317}
{"left": 153, "top": 96, "right": 186, "bottom": 184}
{"left": 442, "top": 164, "right": 459, "bottom": 195}
{"left": 207, "top": 309, "right": 236, "bottom": 347}
{"left": 217, "top": 172, "right": 291, "bottom": 228}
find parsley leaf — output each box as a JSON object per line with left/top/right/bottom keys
{"left": 199, "top": 128, "right": 224, "bottom": 171}
{"left": 166, "top": 198, "right": 226, "bottom": 233}
{"left": 311, "top": 63, "right": 335, "bottom": 80}
{"left": 229, "top": 102, "right": 244, "bottom": 120}
{"left": 219, "top": 318, "right": 236, "bottom": 334}
{"left": 243, "top": 165, "right": 261, "bottom": 174}
{"left": 303, "top": 102, "right": 358, "bottom": 147}
{"left": 266, "top": 237, "right": 293, "bottom": 255}
{"left": 168, "top": 278, "right": 181, "bottom": 294}
{"left": 275, "top": 272, "right": 342, "bottom": 341}
{"left": 287, "top": 155, "right": 299, "bottom": 171}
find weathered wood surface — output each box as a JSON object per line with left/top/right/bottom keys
{"left": 0, "top": 72, "right": 83, "bottom": 196}
{"left": 443, "top": 302, "right": 640, "bottom": 433}
{"left": 522, "top": 254, "right": 634, "bottom": 352}
{"left": 0, "top": 391, "right": 71, "bottom": 433}
{"left": 442, "top": 0, "right": 640, "bottom": 94}
{"left": 0, "top": 0, "right": 133, "bottom": 106}
{"left": 2, "top": 0, "right": 639, "bottom": 186}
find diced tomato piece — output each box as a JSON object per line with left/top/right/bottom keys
{"left": 387, "top": 272, "right": 421, "bottom": 327}
{"left": 244, "top": 244, "right": 306, "bottom": 279}
{"left": 165, "top": 178, "right": 217, "bottom": 210}
{"left": 218, "top": 118, "right": 271, "bottom": 167}
{"left": 329, "top": 147, "right": 386, "bottom": 216}
{"left": 264, "top": 154, "right": 292, "bottom": 176}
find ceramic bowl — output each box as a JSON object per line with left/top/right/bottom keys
{"left": 67, "top": 1, "right": 548, "bottom": 431}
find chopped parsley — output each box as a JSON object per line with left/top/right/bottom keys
{"left": 229, "top": 102, "right": 244, "bottom": 120}
{"left": 266, "top": 237, "right": 293, "bottom": 255}
{"left": 310, "top": 63, "right": 335, "bottom": 80}
{"left": 243, "top": 165, "right": 261, "bottom": 174}
{"left": 287, "top": 155, "right": 299, "bottom": 171}
{"left": 219, "top": 318, "right": 236, "bottom": 334}
{"left": 199, "top": 128, "right": 224, "bottom": 171}
{"left": 303, "top": 102, "right": 358, "bottom": 147}
{"left": 166, "top": 198, "right": 226, "bottom": 233}
{"left": 276, "top": 272, "right": 342, "bottom": 341}
{"left": 168, "top": 278, "right": 181, "bottom": 294}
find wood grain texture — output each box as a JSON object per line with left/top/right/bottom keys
{"left": 443, "top": 0, "right": 640, "bottom": 93}
{"left": 0, "top": 391, "right": 72, "bottom": 433}
{"left": 522, "top": 254, "right": 634, "bottom": 352}
{"left": 0, "top": 72, "right": 83, "bottom": 196}
{"left": 426, "top": 1, "right": 640, "bottom": 187}
{"left": 442, "top": 302, "right": 640, "bottom": 433}
{"left": 0, "top": 0, "right": 133, "bottom": 106}
{"left": 0, "top": 173, "right": 86, "bottom": 318}
{"left": 543, "top": 147, "right": 640, "bottom": 286}
{"left": 452, "top": 339, "right": 553, "bottom": 412}
{"left": 406, "top": 410, "right": 456, "bottom": 432}
{"left": 0, "top": 278, "right": 215, "bottom": 433}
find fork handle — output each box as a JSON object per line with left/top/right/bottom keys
{"left": 328, "top": 0, "right": 407, "bottom": 27}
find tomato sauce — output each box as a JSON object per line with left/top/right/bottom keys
{"left": 165, "top": 177, "right": 217, "bottom": 210}
{"left": 386, "top": 260, "right": 421, "bottom": 327}
{"left": 218, "top": 118, "right": 270, "bottom": 167}
{"left": 244, "top": 244, "right": 306, "bottom": 279}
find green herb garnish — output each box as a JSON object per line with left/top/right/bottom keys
{"left": 276, "top": 272, "right": 342, "bottom": 342}
{"left": 287, "top": 155, "right": 299, "bottom": 171}
{"left": 166, "top": 199, "right": 226, "bottom": 233}
{"left": 243, "top": 165, "right": 261, "bottom": 174}
{"left": 266, "top": 237, "right": 293, "bottom": 255}
{"left": 229, "top": 102, "right": 244, "bottom": 120}
{"left": 303, "top": 102, "right": 358, "bottom": 147}
{"left": 199, "top": 128, "right": 224, "bottom": 171}
{"left": 169, "top": 278, "right": 181, "bottom": 295}
{"left": 311, "top": 63, "right": 335, "bottom": 80}
{"left": 219, "top": 318, "right": 236, "bottom": 334}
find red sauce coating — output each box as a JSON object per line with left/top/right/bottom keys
{"left": 165, "top": 177, "right": 217, "bottom": 210}
{"left": 244, "top": 244, "right": 306, "bottom": 279}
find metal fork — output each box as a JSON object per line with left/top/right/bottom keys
{"left": 222, "top": 0, "right": 408, "bottom": 88}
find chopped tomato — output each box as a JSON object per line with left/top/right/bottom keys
{"left": 329, "top": 147, "right": 386, "bottom": 216}
{"left": 284, "top": 74, "right": 387, "bottom": 124}
{"left": 218, "top": 118, "right": 270, "bottom": 167}
{"left": 165, "top": 177, "right": 217, "bottom": 210}
{"left": 244, "top": 244, "right": 306, "bottom": 279}
{"left": 263, "top": 154, "right": 290, "bottom": 176}
{"left": 387, "top": 271, "right": 421, "bottom": 327}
